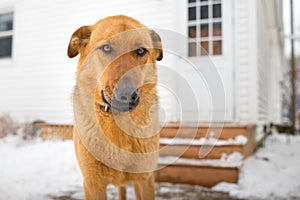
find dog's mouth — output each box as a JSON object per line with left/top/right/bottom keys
{"left": 101, "top": 90, "right": 140, "bottom": 113}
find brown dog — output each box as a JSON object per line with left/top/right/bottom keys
{"left": 68, "top": 15, "right": 163, "bottom": 200}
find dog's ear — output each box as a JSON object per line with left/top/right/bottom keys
{"left": 68, "top": 26, "right": 92, "bottom": 58}
{"left": 150, "top": 30, "right": 163, "bottom": 61}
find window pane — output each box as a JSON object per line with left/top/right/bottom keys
{"left": 200, "top": 24, "right": 209, "bottom": 37}
{"left": 213, "top": 40, "right": 222, "bottom": 55}
{"left": 188, "top": 0, "right": 196, "bottom": 3}
{"left": 188, "top": 7, "right": 196, "bottom": 21}
{"left": 200, "top": 41, "right": 209, "bottom": 56}
{"left": 188, "top": 42, "right": 197, "bottom": 57}
{"left": 0, "top": 13, "right": 13, "bottom": 31}
{"left": 213, "top": 4, "right": 222, "bottom": 18}
{"left": 0, "top": 36, "right": 12, "bottom": 58}
{"left": 200, "top": 6, "right": 209, "bottom": 19}
{"left": 213, "top": 22, "right": 222, "bottom": 36}
{"left": 188, "top": 26, "right": 197, "bottom": 38}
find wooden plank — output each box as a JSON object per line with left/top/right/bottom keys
{"left": 35, "top": 123, "right": 256, "bottom": 141}
{"left": 160, "top": 125, "right": 256, "bottom": 140}
{"left": 35, "top": 123, "right": 73, "bottom": 140}
{"left": 35, "top": 123, "right": 258, "bottom": 160}
{"left": 160, "top": 144, "right": 244, "bottom": 159}
{"left": 156, "top": 165, "right": 239, "bottom": 187}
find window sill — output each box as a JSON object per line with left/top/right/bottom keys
{"left": 188, "top": 54, "right": 224, "bottom": 59}
{"left": 187, "top": 55, "right": 227, "bottom": 69}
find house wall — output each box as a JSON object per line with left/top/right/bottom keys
{"left": 257, "top": 0, "right": 283, "bottom": 124}
{"left": 257, "top": 1, "right": 271, "bottom": 126}
{"left": 0, "top": 0, "right": 177, "bottom": 124}
{"left": 234, "top": 0, "right": 258, "bottom": 124}
{"left": 234, "top": 0, "right": 283, "bottom": 126}
{"left": 170, "top": 0, "right": 235, "bottom": 123}
{"left": 0, "top": 0, "right": 235, "bottom": 124}
{"left": 0, "top": 0, "right": 283, "bottom": 125}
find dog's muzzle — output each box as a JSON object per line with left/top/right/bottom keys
{"left": 101, "top": 87, "right": 140, "bottom": 112}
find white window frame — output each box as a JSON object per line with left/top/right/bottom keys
{"left": 187, "top": 0, "right": 223, "bottom": 57}
{"left": 0, "top": 6, "right": 14, "bottom": 67}
{"left": 174, "top": 0, "right": 235, "bottom": 122}
{"left": 0, "top": 12, "right": 14, "bottom": 60}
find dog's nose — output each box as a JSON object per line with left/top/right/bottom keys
{"left": 110, "top": 86, "right": 140, "bottom": 112}
{"left": 116, "top": 87, "right": 139, "bottom": 104}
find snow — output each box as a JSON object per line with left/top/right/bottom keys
{"left": 0, "top": 136, "right": 83, "bottom": 200}
{"left": 160, "top": 135, "right": 248, "bottom": 146}
{"left": 0, "top": 135, "right": 230, "bottom": 200}
{"left": 0, "top": 132, "right": 300, "bottom": 199}
{"left": 213, "top": 133, "right": 300, "bottom": 199}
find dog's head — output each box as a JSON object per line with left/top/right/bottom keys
{"left": 68, "top": 15, "right": 163, "bottom": 113}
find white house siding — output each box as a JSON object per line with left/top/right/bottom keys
{"left": 167, "top": 0, "right": 235, "bottom": 123}
{"left": 0, "top": 0, "right": 284, "bottom": 125}
{"left": 235, "top": 0, "right": 283, "bottom": 126}
{"left": 234, "top": 0, "right": 258, "bottom": 123}
{"left": 257, "top": 1, "right": 271, "bottom": 126}
{"left": 0, "top": 0, "right": 177, "bottom": 124}
{"left": 257, "top": 0, "right": 283, "bottom": 124}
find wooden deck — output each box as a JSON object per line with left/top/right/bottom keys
{"left": 156, "top": 164, "right": 239, "bottom": 187}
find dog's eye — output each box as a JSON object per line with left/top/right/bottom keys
{"left": 135, "top": 47, "right": 147, "bottom": 57}
{"left": 99, "top": 44, "right": 113, "bottom": 54}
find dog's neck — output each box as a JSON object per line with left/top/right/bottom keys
{"left": 73, "top": 85, "right": 160, "bottom": 173}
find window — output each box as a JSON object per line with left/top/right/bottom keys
{"left": 188, "top": 0, "right": 222, "bottom": 57}
{"left": 0, "top": 12, "right": 13, "bottom": 59}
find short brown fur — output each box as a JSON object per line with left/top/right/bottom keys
{"left": 68, "top": 15, "right": 162, "bottom": 200}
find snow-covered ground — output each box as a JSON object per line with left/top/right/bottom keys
{"left": 0, "top": 136, "right": 82, "bottom": 200}
{"left": 213, "top": 133, "right": 300, "bottom": 200}
{"left": 0, "top": 133, "right": 300, "bottom": 200}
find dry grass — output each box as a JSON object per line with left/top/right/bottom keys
{"left": 0, "top": 114, "right": 19, "bottom": 138}
{"left": 20, "top": 122, "right": 39, "bottom": 140}
{"left": 0, "top": 114, "right": 38, "bottom": 139}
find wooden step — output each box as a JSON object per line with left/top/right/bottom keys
{"left": 156, "top": 157, "right": 240, "bottom": 187}
{"left": 160, "top": 123, "right": 256, "bottom": 140}
{"left": 35, "top": 122, "right": 256, "bottom": 159}
{"left": 34, "top": 122, "right": 259, "bottom": 187}
{"left": 156, "top": 124, "right": 257, "bottom": 187}
{"left": 35, "top": 122, "right": 256, "bottom": 144}
{"left": 159, "top": 144, "right": 245, "bottom": 159}
{"left": 34, "top": 122, "right": 73, "bottom": 140}
{"left": 158, "top": 134, "right": 254, "bottom": 159}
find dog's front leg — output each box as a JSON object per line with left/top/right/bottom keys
{"left": 118, "top": 186, "right": 126, "bottom": 200}
{"left": 83, "top": 180, "right": 107, "bottom": 200}
{"left": 133, "top": 174, "right": 155, "bottom": 200}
